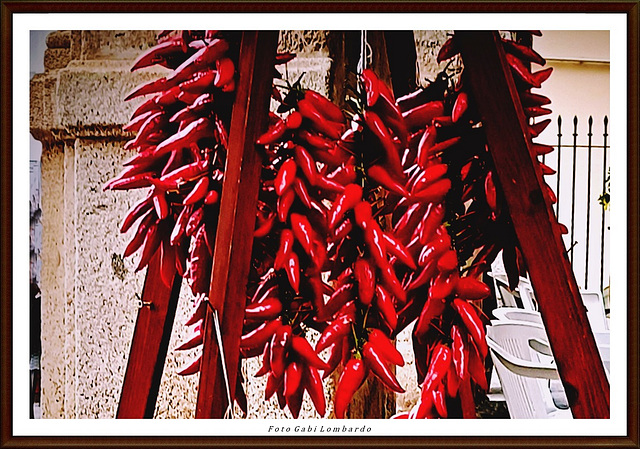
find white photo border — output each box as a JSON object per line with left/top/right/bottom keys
{"left": 13, "top": 12, "right": 628, "bottom": 437}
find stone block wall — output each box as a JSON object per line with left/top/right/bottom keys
{"left": 31, "top": 30, "right": 448, "bottom": 420}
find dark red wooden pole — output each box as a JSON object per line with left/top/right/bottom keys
{"left": 456, "top": 31, "right": 609, "bottom": 418}
{"left": 117, "top": 251, "right": 181, "bottom": 418}
{"left": 195, "top": 31, "right": 279, "bottom": 418}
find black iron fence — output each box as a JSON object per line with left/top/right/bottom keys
{"left": 541, "top": 115, "right": 610, "bottom": 292}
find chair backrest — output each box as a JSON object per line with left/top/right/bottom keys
{"left": 486, "top": 320, "right": 568, "bottom": 419}
{"left": 492, "top": 307, "right": 542, "bottom": 324}
{"left": 580, "top": 291, "right": 609, "bottom": 332}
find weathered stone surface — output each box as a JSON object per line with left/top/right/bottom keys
{"left": 46, "top": 31, "right": 71, "bottom": 49}
{"left": 39, "top": 143, "right": 67, "bottom": 418}
{"left": 44, "top": 48, "right": 72, "bottom": 71}
{"left": 79, "top": 30, "right": 159, "bottom": 61}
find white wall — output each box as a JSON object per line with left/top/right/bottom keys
{"left": 533, "top": 31, "right": 610, "bottom": 292}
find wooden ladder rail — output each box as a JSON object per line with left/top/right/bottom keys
{"left": 457, "top": 31, "right": 609, "bottom": 418}
{"left": 117, "top": 252, "right": 181, "bottom": 418}
{"left": 195, "top": 30, "right": 279, "bottom": 419}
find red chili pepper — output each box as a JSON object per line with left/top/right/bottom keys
{"left": 256, "top": 118, "right": 287, "bottom": 146}
{"left": 432, "top": 383, "right": 448, "bottom": 418}
{"left": 293, "top": 144, "right": 319, "bottom": 185}
{"left": 153, "top": 117, "right": 213, "bottom": 157}
{"left": 421, "top": 136, "right": 462, "bottom": 160}
{"left": 254, "top": 212, "right": 275, "bottom": 239}
{"left": 277, "top": 187, "right": 295, "bottom": 222}
{"left": 429, "top": 270, "right": 458, "bottom": 302}
{"left": 106, "top": 172, "right": 154, "bottom": 191}
{"left": 353, "top": 258, "right": 376, "bottom": 306}
{"left": 467, "top": 341, "right": 488, "bottom": 391}
{"left": 361, "top": 68, "right": 380, "bottom": 107}
{"left": 502, "top": 38, "right": 546, "bottom": 66}
{"left": 452, "top": 298, "right": 488, "bottom": 358}
{"left": 244, "top": 297, "right": 283, "bottom": 321}
{"left": 270, "top": 324, "right": 292, "bottom": 378}
{"left": 204, "top": 189, "right": 219, "bottom": 205}
{"left": 402, "top": 101, "right": 445, "bottom": 131}
{"left": 484, "top": 171, "right": 498, "bottom": 213}
{"left": 331, "top": 217, "right": 353, "bottom": 242}
{"left": 367, "top": 165, "right": 410, "bottom": 197}
{"left": 422, "top": 342, "right": 451, "bottom": 392}
{"left": 120, "top": 194, "right": 154, "bottom": 234}
{"left": 264, "top": 371, "right": 283, "bottom": 401}
{"left": 353, "top": 201, "right": 373, "bottom": 230}
{"left": 177, "top": 353, "right": 201, "bottom": 376}
{"left": 213, "top": 56, "right": 235, "bottom": 88}
{"left": 175, "top": 321, "right": 203, "bottom": 351}
{"left": 322, "top": 339, "right": 344, "bottom": 379}
{"left": 182, "top": 176, "right": 209, "bottom": 206}
{"left": 158, "top": 159, "right": 209, "bottom": 190}
{"left": 362, "top": 342, "right": 405, "bottom": 393}
{"left": 316, "top": 313, "right": 353, "bottom": 352}
{"left": 291, "top": 335, "right": 329, "bottom": 370}
{"left": 255, "top": 342, "right": 272, "bottom": 377}
{"left": 296, "top": 128, "right": 334, "bottom": 151}
{"left": 416, "top": 125, "right": 438, "bottom": 168}
{"left": 532, "top": 143, "right": 554, "bottom": 156}
{"left": 363, "top": 110, "right": 404, "bottom": 178}
{"left": 290, "top": 213, "right": 323, "bottom": 266}
{"left": 240, "top": 318, "right": 282, "bottom": 351}
{"left": 406, "top": 257, "right": 439, "bottom": 291}
{"left": 283, "top": 359, "right": 302, "bottom": 399}
{"left": 437, "top": 249, "right": 458, "bottom": 273}
{"left": 326, "top": 163, "right": 357, "bottom": 186}
{"left": 320, "top": 284, "right": 354, "bottom": 321}
{"left": 451, "top": 92, "right": 469, "bottom": 123}
{"left": 182, "top": 207, "right": 204, "bottom": 239}
{"left": 417, "top": 237, "right": 449, "bottom": 269}
{"left": 519, "top": 91, "right": 551, "bottom": 107}
{"left": 412, "top": 178, "right": 451, "bottom": 204}
{"left": 455, "top": 276, "right": 490, "bottom": 300}
{"left": 328, "top": 183, "right": 363, "bottom": 229}
{"left": 382, "top": 231, "right": 417, "bottom": 270}
{"left": 298, "top": 99, "right": 344, "bottom": 140}
{"left": 304, "top": 89, "right": 344, "bottom": 124}
{"left": 135, "top": 219, "right": 162, "bottom": 272}
{"left": 368, "top": 329, "right": 404, "bottom": 367}
{"left": 505, "top": 53, "right": 549, "bottom": 88}
{"left": 130, "top": 39, "right": 190, "bottom": 72}
{"left": 303, "top": 364, "right": 327, "bottom": 417}
{"left": 275, "top": 158, "right": 297, "bottom": 196}
{"left": 334, "top": 358, "right": 368, "bottom": 419}
{"left": 528, "top": 118, "right": 551, "bottom": 138}
{"left": 281, "top": 251, "right": 300, "bottom": 293}
{"left": 315, "top": 174, "right": 346, "bottom": 195}
{"left": 375, "top": 284, "right": 399, "bottom": 330}
{"left": 374, "top": 84, "right": 409, "bottom": 146}
{"left": 458, "top": 375, "right": 477, "bottom": 418}
{"left": 445, "top": 351, "right": 461, "bottom": 397}
{"left": 524, "top": 106, "right": 553, "bottom": 118}
{"left": 451, "top": 324, "right": 469, "bottom": 381}
{"left": 437, "top": 36, "right": 459, "bottom": 62}
{"left": 410, "top": 164, "right": 448, "bottom": 194}
{"left": 414, "top": 294, "right": 447, "bottom": 338}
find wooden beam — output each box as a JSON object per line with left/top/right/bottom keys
{"left": 117, "top": 251, "right": 181, "bottom": 418}
{"left": 456, "top": 31, "right": 609, "bottom": 418}
{"left": 195, "top": 31, "right": 279, "bottom": 419}
{"left": 383, "top": 31, "right": 418, "bottom": 97}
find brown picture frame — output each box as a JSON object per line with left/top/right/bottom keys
{"left": 2, "top": 1, "right": 638, "bottom": 447}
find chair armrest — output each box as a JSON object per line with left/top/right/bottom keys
{"left": 529, "top": 337, "right": 553, "bottom": 357}
{"left": 486, "top": 337, "right": 561, "bottom": 380}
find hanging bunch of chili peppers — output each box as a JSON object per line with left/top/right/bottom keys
{"left": 112, "top": 30, "right": 555, "bottom": 419}
{"left": 386, "top": 30, "right": 556, "bottom": 418}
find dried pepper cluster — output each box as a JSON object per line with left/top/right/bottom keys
{"left": 112, "top": 30, "right": 555, "bottom": 419}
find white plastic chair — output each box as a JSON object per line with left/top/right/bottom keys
{"left": 580, "top": 291, "right": 609, "bottom": 332}
{"left": 486, "top": 320, "right": 573, "bottom": 419}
